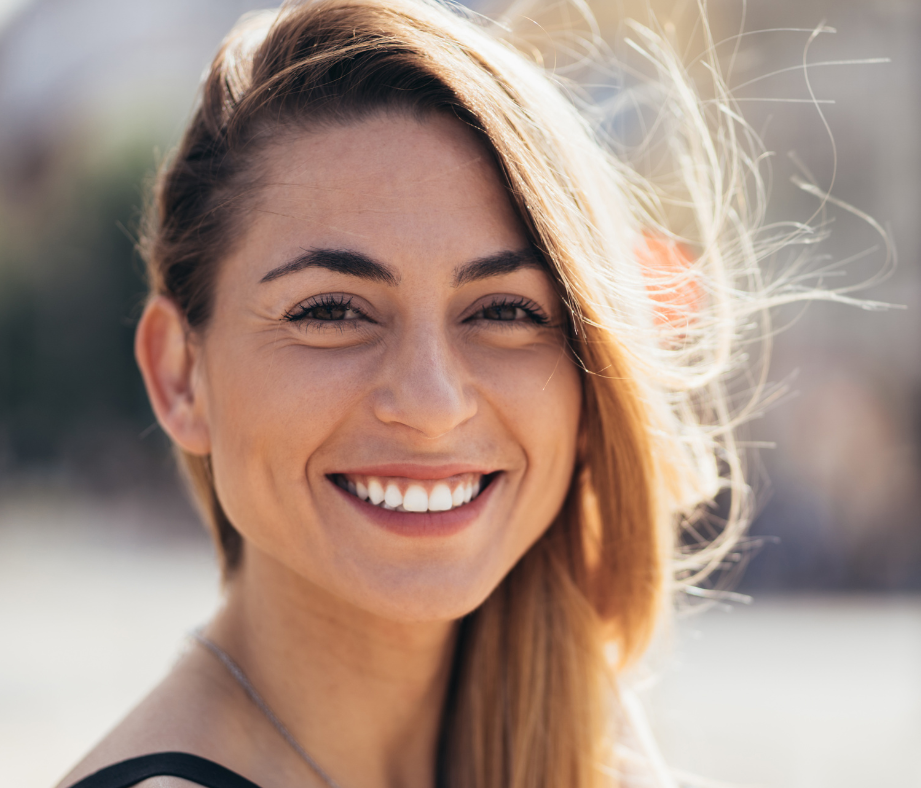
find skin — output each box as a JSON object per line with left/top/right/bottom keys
{"left": 59, "top": 113, "right": 582, "bottom": 788}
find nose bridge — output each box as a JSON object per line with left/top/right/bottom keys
{"left": 373, "top": 319, "right": 476, "bottom": 438}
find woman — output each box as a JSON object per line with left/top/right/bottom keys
{"left": 59, "top": 1, "right": 782, "bottom": 786}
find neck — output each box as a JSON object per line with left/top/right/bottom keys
{"left": 208, "top": 543, "right": 459, "bottom": 788}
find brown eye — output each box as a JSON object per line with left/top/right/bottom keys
{"left": 284, "top": 295, "right": 368, "bottom": 328}
{"left": 483, "top": 304, "right": 525, "bottom": 321}
{"left": 469, "top": 297, "right": 549, "bottom": 326}
{"left": 311, "top": 304, "right": 355, "bottom": 320}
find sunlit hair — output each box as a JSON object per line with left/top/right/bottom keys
{"left": 137, "top": 0, "right": 863, "bottom": 784}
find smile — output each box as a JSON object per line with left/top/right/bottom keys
{"left": 329, "top": 472, "right": 494, "bottom": 513}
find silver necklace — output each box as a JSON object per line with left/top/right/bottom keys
{"left": 191, "top": 630, "right": 345, "bottom": 788}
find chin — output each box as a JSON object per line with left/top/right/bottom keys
{"left": 334, "top": 552, "right": 512, "bottom": 624}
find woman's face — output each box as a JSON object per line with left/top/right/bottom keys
{"left": 189, "top": 113, "right": 581, "bottom": 622}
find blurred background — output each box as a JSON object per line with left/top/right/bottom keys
{"left": 0, "top": 0, "right": 918, "bottom": 786}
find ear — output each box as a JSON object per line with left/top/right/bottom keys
{"left": 135, "top": 295, "right": 211, "bottom": 455}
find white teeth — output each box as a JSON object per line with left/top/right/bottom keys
{"left": 339, "top": 473, "right": 490, "bottom": 512}
{"left": 403, "top": 485, "right": 429, "bottom": 512}
{"left": 384, "top": 483, "right": 403, "bottom": 509}
{"left": 452, "top": 484, "right": 466, "bottom": 507}
{"left": 428, "top": 483, "right": 453, "bottom": 512}
{"left": 367, "top": 479, "right": 385, "bottom": 505}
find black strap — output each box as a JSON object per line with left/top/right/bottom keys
{"left": 64, "top": 752, "right": 264, "bottom": 788}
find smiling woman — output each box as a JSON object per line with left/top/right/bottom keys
{"left": 57, "top": 1, "right": 791, "bottom": 788}
{"left": 160, "top": 112, "right": 583, "bottom": 627}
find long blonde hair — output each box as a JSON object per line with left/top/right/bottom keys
{"left": 140, "top": 1, "right": 825, "bottom": 785}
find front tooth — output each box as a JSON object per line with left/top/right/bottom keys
{"left": 384, "top": 483, "right": 403, "bottom": 509}
{"left": 403, "top": 485, "right": 429, "bottom": 512}
{"left": 356, "top": 481, "right": 369, "bottom": 500}
{"left": 451, "top": 484, "right": 466, "bottom": 507}
{"left": 429, "top": 483, "right": 453, "bottom": 511}
{"left": 368, "top": 479, "right": 385, "bottom": 505}
{"left": 464, "top": 483, "right": 473, "bottom": 504}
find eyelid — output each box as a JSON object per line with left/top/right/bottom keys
{"left": 281, "top": 292, "right": 554, "bottom": 327}
{"left": 464, "top": 294, "right": 551, "bottom": 324}
{"left": 283, "top": 293, "right": 376, "bottom": 327}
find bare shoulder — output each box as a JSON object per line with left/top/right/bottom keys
{"left": 54, "top": 648, "right": 248, "bottom": 788}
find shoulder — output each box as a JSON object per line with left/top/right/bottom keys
{"left": 62, "top": 775, "right": 212, "bottom": 788}
{"left": 58, "top": 752, "right": 268, "bottom": 788}
{"left": 55, "top": 649, "right": 253, "bottom": 788}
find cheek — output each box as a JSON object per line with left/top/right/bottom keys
{"left": 479, "top": 342, "right": 581, "bottom": 446}
{"left": 202, "top": 338, "right": 373, "bottom": 537}
{"left": 524, "top": 355, "right": 582, "bottom": 500}
{"left": 474, "top": 342, "right": 582, "bottom": 520}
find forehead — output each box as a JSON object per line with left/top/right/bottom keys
{"left": 241, "top": 112, "right": 528, "bottom": 268}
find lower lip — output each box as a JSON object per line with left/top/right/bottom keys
{"left": 330, "top": 475, "right": 499, "bottom": 537}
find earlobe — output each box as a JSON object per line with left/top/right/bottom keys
{"left": 135, "top": 296, "right": 211, "bottom": 455}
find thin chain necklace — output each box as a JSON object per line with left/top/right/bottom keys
{"left": 191, "top": 630, "right": 346, "bottom": 788}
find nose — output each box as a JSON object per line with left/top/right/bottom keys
{"left": 372, "top": 328, "right": 477, "bottom": 439}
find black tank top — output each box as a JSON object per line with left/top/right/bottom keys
{"left": 64, "top": 752, "right": 264, "bottom": 788}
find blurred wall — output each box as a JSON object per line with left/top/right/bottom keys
{"left": 0, "top": 0, "right": 918, "bottom": 589}
{"left": 711, "top": 0, "right": 921, "bottom": 591}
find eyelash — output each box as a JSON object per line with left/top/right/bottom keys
{"left": 283, "top": 295, "right": 367, "bottom": 328}
{"left": 470, "top": 296, "right": 550, "bottom": 326}
{"left": 282, "top": 295, "right": 550, "bottom": 328}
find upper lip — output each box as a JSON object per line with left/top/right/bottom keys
{"left": 330, "top": 463, "right": 495, "bottom": 480}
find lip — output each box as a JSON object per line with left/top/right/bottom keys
{"left": 333, "top": 463, "right": 494, "bottom": 481}
{"left": 329, "top": 471, "right": 500, "bottom": 537}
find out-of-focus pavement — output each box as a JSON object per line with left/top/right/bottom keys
{"left": 643, "top": 597, "right": 921, "bottom": 787}
{"left": 1, "top": 496, "right": 919, "bottom": 788}
{"left": 0, "top": 494, "right": 220, "bottom": 788}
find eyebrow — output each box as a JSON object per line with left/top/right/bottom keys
{"left": 451, "top": 248, "right": 545, "bottom": 287}
{"left": 259, "top": 246, "right": 544, "bottom": 286}
{"left": 260, "top": 248, "right": 399, "bottom": 285}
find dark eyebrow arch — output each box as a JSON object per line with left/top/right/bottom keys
{"left": 452, "top": 248, "right": 545, "bottom": 287}
{"left": 260, "top": 248, "right": 399, "bottom": 285}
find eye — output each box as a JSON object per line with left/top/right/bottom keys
{"left": 284, "top": 295, "right": 369, "bottom": 327}
{"left": 468, "top": 297, "right": 549, "bottom": 326}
